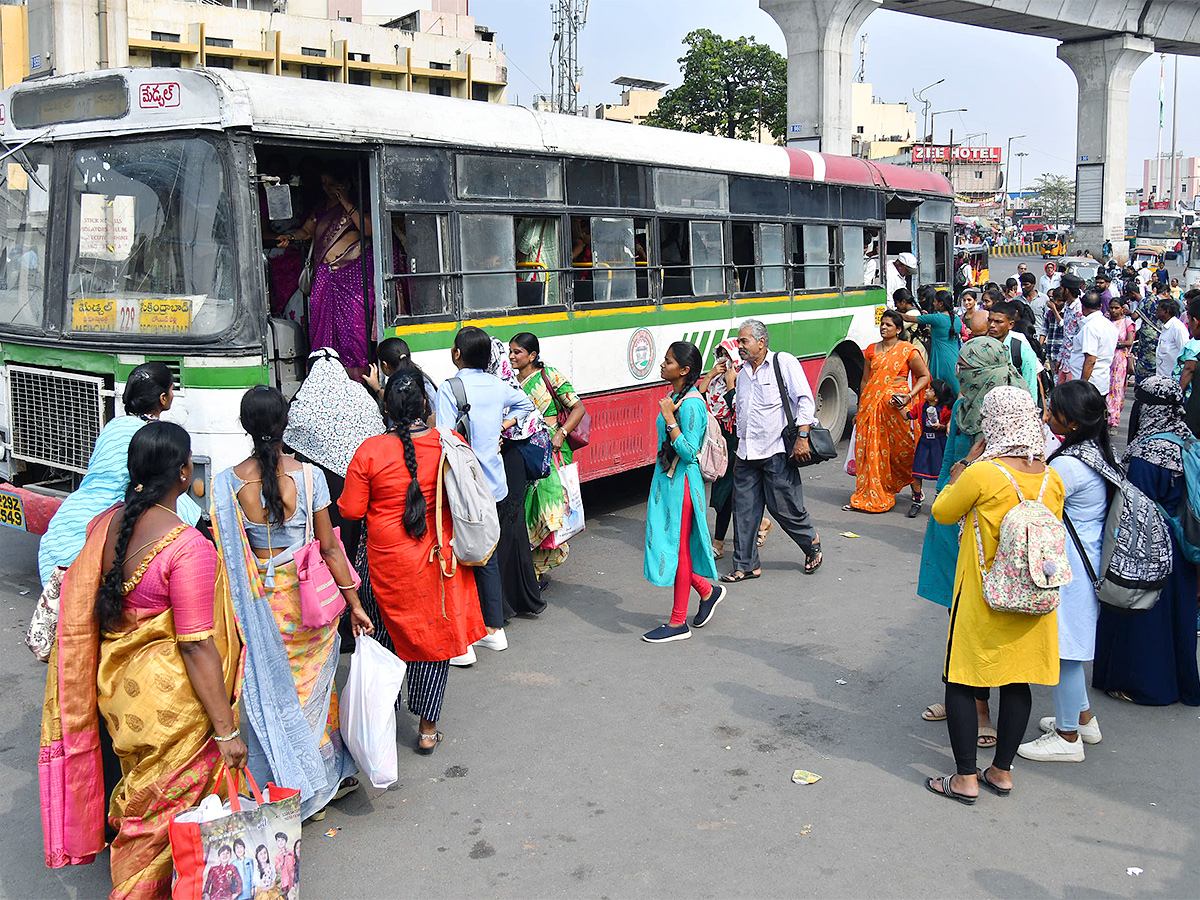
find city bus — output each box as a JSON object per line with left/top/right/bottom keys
{"left": 1136, "top": 210, "right": 1184, "bottom": 249}
{"left": 1185, "top": 225, "right": 1200, "bottom": 287}
{"left": 0, "top": 68, "right": 952, "bottom": 533}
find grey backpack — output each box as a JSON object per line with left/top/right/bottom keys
{"left": 1061, "top": 445, "right": 1171, "bottom": 612}
{"left": 433, "top": 426, "right": 499, "bottom": 571}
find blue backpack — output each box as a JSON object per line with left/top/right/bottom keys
{"left": 1147, "top": 432, "right": 1200, "bottom": 564}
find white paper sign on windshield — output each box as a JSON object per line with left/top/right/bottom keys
{"left": 79, "top": 194, "right": 135, "bottom": 261}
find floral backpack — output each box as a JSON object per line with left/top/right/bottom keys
{"left": 973, "top": 462, "right": 1070, "bottom": 616}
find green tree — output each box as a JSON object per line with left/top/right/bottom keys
{"left": 643, "top": 29, "right": 786, "bottom": 142}
{"left": 1030, "top": 173, "right": 1076, "bottom": 225}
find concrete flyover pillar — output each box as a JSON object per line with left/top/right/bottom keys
{"left": 760, "top": 0, "right": 880, "bottom": 156}
{"left": 1056, "top": 34, "right": 1153, "bottom": 254}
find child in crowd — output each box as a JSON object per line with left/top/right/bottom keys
{"left": 907, "top": 379, "right": 955, "bottom": 518}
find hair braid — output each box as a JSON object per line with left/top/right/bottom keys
{"left": 394, "top": 417, "right": 427, "bottom": 539}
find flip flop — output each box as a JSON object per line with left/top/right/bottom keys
{"left": 924, "top": 774, "right": 976, "bottom": 806}
{"left": 720, "top": 570, "right": 761, "bottom": 583}
{"left": 756, "top": 520, "right": 773, "bottom": 547}
{"left": 977, "top": 726, "right": 998, "bottom": 748}
{"left": 977, "top": 767, "right": 1011, "bottom": 797}
{"left": 921, "top": 702, "right": 947, "bottom": 722}
{"left": 803, "top": 543, "right": 823, "bottom": 575}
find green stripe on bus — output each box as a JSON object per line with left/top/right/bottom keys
{"left": 387, "top": 290, "right": 883, "bottom": 352}
{"left": 1, "top": 344, "right": 266, "bottom": 388}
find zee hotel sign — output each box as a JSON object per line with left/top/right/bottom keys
{"left": 911, "top": 146, "right": 1003, "bottom": 164}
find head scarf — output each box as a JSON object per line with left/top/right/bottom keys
{"left": 487, "top": 336, "right": 546, "bottom": 440}
{"left": 705, "top": 338, "right": 741, "bottom": 425}
{"left": 977, "top": 385, "right": 1045, "bottom": 463}
{"left": 955, "top": 336, "right": 1027, "bottom": 436}
{"left": 283, "top": 348, "right": 384, "bottom": 476}
{"left": 1124, "top": 376, "right": 1191, "bottom": 472}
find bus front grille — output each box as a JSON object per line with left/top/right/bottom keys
{"left": 7, "top": 366, "right": 106, "bottom": 474}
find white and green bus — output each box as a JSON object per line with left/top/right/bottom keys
{"left": 0, "top": 67, "right": 952, "bottom": 533}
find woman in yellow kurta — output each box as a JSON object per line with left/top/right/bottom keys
{"left": 926, "top": 386, "right": 1063, "bottom": 805}
{"left": 845, "top": 310, "right": 931, "bottom": 513}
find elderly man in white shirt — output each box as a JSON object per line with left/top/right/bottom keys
{"left": 885, "top": 252, "right": 917, "bottom": 307}
{"left": 724, "top": 318, "right": 823, "bottom": 583}
{"left": 1155, "top": 296, "right": 1189, "bottom": 378}
{"left": 1068, "top": 291, "right": 1119, "bottom": 393}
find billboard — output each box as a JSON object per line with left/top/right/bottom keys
{"left": 911, "top": 145, "right": 1003, "bottom": 164}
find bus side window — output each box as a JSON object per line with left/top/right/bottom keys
{"left": 389, "top": 213, "right": 450, "bottom": 321}
{"left": 862, "top": 227, "right": 881, "bottom": 286}
{"left": 690, "top": 221, "right": 724, "bottom": 296}
{"left": 660, "top": 218, "right": 692, "bottom": 298}
{"left": 758, "top": 224, "right": 786, "bottom": 293}
{"left": 515, "top": 216, "right": 560, "bottom": 307}
{"left": 918, "top": 231, "right": 936, "bottom": 285}
{"left": 578, "top": 216, "right": 636, "bottom": 304}
{"left": 935, "top": 231, "right": 950, "bottom": 283}
{"left": 795, "top": 224, "right": 834, "bottom": 290}
{"left": 634, "top": 218, "right": 650, "bottom": 299}
{"left": 842, "top": 226, "right": 865, "bottom": 288}
{"left": 732, "top": 223, "right": 756, "bottom": 292}
{"left": 461, "top": 214, "right": 517, "bottom": 312}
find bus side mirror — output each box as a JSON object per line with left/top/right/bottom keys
{"left": 264, "top": 183, "right": 293, "bottom": 222}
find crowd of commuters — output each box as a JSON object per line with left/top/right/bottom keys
{"left": 31, "top": 245, "right": 1200, "bottom": 893}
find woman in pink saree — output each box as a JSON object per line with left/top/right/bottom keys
{"left": 279, "top": 164, "right": 374, "bottom": 380}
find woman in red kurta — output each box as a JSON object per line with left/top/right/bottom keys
{"left": 339, "top": 368, "right": 486, "bottom": 754}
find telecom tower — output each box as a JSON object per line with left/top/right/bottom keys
{"left": 549, "top": 0, "right": 588, "bottom": 114}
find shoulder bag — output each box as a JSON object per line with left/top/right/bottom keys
{"left": 294, "top": 463, "right": 355, "bottom": 628}
{"left": 542, "top": 368, "right": 591, "bottom": 451}
{"left": 772, "top": 352, "right": 836, "bottom": 468}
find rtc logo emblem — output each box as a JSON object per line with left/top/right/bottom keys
{"left": 627, "top": 327, "right": 655, "bottom": 380}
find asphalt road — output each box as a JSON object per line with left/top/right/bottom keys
{"left": 1, "top": 435, "right": 1197, "bottom": 899}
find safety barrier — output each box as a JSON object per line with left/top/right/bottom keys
{"left": 987, "top": 242, "right": 1074, "bottom": 258}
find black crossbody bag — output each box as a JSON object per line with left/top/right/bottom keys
{"left": 772, "top": 352, "right": 837, "bottom": 468}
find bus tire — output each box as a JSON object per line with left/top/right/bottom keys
{"left": 815, "top": 354, "right": 850, "bottom": 443}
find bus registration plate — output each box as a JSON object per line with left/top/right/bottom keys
{"left": 0, "top": 490, "right": 26, "bottom": 530}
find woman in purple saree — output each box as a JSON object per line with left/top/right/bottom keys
{"left": 279, "top": 165, "right": 373, "bottom": 380}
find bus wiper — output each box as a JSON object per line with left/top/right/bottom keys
{"left": 0, "top": 130, "right": 50, "bottom": 191}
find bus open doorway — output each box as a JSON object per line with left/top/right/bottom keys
{"left": 255, "top": 146, "right": 378, "bottom": 396}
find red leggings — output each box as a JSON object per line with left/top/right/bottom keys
{"left": 671, "top": 477, "right": 714, "bottom": 625}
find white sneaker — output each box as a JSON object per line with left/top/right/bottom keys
{"left": 1039, "top": 715, "right": 1102, "bottom": 744}
{"left": 449, "top": 646, "right": 477, "bottom": 667}
{"left": 474, "top": 628, "right": 508, "bottom": 652}
{"left": 1018, "top": 730, "right": 1085, "bottom": 762}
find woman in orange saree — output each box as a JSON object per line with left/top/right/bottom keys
{"left": 40, "top": 422, "right": 244, "bottom": 900}
{"left": 845, "top": 309, "right": 932, "bottom": 514}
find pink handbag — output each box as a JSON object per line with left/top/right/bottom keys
{"left": 295, "top": 463, "right": 355, "bottom": 628}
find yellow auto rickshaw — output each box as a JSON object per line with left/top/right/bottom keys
{"left": 1040, "top": 230, "right": 1069, "bottom": 257}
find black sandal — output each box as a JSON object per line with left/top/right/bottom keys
{"left": 977, "top": 767, "right": 1011, "bottom": 797}
{"left": 803, "top": 540, "right": 822, "bottom": 575}
{"left": 720, "top": 570, "right": 761, "bottom": 583}
{"left": 416, "top": 731, "right": 443, "bottom": 755}
{"left": 925, "top": 774, "right": 976, "bottom": 805}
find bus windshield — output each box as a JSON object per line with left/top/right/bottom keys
{"left": 1137, "top": 214, "right": 1182, "bottom": 241}
{"left": 66, "top": 136, "right": 236, "bottom": 337}
{"left": 0, "top": 144, "right": 52, "bottom": 329}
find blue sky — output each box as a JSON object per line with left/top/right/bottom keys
{"left": 466, "top": 0, "right": 1197, "bottom": 191}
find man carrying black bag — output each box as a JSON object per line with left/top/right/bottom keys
{"left": 721, "top": 319, "right": 824, "bottom": 583}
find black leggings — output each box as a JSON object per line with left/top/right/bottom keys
{"left": 714, "top": 498, "right": 733, "bottom": 541}
{"left": 945, "top": 681, "right": 1031, "bottom": 776}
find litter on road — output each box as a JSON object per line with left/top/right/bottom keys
{"left": 792, "top": 770, "right": 821, "bottom": 785}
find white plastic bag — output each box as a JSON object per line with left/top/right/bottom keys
{"left": 342, "top": 634, "right": 406, "bottom": 789}
{"left": 844, "top": 425, "right": 857, "bottom": 477}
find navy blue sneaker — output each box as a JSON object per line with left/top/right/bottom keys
{"left": 642, "top": 623, "right": 691, "bottom": 643}
{"left": 693, "top": 583, "right": 727, "bottom": 628}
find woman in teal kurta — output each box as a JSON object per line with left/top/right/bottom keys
{"left": 901, "top": 289, "right": 961, "bottom": 394}
{"left": 642, "top": 341, "right": 723, "bottom": 644}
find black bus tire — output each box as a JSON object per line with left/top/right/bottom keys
{"left": 815, "top": 354, "right": 850, "bottom": 443}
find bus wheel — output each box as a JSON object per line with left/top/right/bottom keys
{"left": 815, "top": 354, "right": 849, "bottom": 443}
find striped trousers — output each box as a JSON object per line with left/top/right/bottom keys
{"left": 355, "top": 530, "right": 451, "bottom": 723}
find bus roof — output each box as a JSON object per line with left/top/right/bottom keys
{"left": 1, "top": 67, "right": 951, "bottom": 197}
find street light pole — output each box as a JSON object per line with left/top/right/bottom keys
{"left": 929, "top": 108, "right": 966, "bottom": 178}
{"left": 1003, "top": 134, "right": 1026, "bottom": 228}
{"left": 913, "top": 78, "right": 945, "bottom": 153}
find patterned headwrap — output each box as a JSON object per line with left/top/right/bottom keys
{"left": 283, "top": 348, "right": 384, "bottom": 476}
{"left": 487, "top": 336, "right": 546, "bottom": 440}
{"left": 705, "top": 338, "right": 741, "bottom": 426}
{"left": 955, "top": 336, "right": 1027, "bottom": 436}
{"left": 978, "top": 385, "right": 1045, "bottom": 464}
{"left": 1124, "top": 375, "right": 1191, "bottom": 473}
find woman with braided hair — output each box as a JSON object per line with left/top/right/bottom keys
{"left": 211, "top": 386, "right": 370, "bottom": 822}
{"left": 40, "top": 422, "right": 244, "bottom": 898}
{"left": 641, "top": 341, "right": 724, "bottom": 644}
{"left": 340, "top": 368, "right": 486, "bottom": 753}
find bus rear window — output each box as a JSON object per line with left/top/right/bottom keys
{"left": 66, "top": 137, "right": 236, "bottom": 338}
